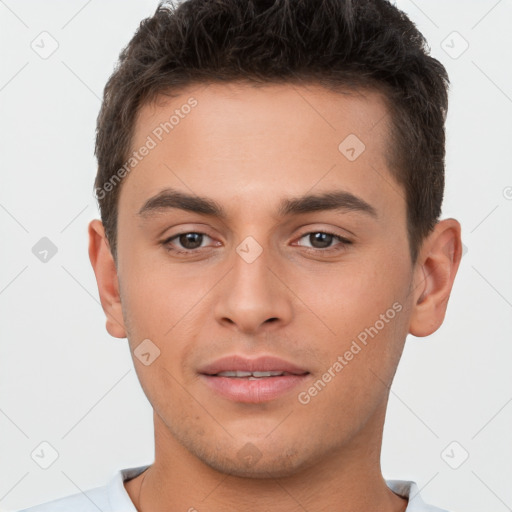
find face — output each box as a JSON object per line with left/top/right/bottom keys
{"left": 106, "top": 82, "right": 418, "bottom": 477}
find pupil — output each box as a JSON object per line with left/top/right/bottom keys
{"left": 311, "top": 232, "right": 332, "bottom": 248}
{"left": 180, "top": 233, "right": 202, "bottom": 249}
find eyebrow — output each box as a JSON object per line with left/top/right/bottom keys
{"left": 137, "top": 187, "right": 377, "bottom": 219}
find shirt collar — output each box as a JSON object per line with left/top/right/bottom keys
{"left": 107, "top": 466, "right": 444, "bottom": 512}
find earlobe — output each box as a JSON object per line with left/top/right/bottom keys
{"left": 88, "top": 219, "right": 127, "bottom": 339}
{"left": 408, "top": 218, "right": 462, "bottom": 338}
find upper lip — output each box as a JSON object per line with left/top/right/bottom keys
{"left": 198, "top": 355, "right": 309, "bottom": 376}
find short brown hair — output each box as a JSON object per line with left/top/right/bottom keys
{"left": 94, "top": 0, "right": 449, "bottom": 263}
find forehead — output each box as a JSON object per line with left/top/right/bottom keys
{"left": 120, "top": 81, "right": 400, "bottom": 219}
{"left": 134, "top": 81, "right": 391, "bottom": 152}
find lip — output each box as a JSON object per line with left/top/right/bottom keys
{"left": 198, "top": 355, "right": 310, "bottom": 404}
{"left": 200, "top": 374, "right": 309, "bottom": 403}
{"left": 198, "top": 355, "right": 309, "bottom": 376}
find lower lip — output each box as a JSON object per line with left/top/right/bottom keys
{"left": 199, "top": 374, "right": 309, "bottom": 403}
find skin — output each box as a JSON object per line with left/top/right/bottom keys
{"left": 88, "top": 82, "right": 462, "bottom": 512}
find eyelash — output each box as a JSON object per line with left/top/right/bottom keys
{"left": 162, "top": 230, "right": 352, "bottom": 256}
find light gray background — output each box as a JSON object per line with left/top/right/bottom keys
{"left": 1, "top": 1, "right": 511, "bottom": 511}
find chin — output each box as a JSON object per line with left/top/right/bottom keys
{"left": 205, "top": 452, "right": 306, "bottom": 479}
{"left": 191, "top": 436, "right": 319, "bottom": 479}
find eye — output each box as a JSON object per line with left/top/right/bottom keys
{"left": 161, "top": 230, "right": 352, "bottom": 256}
{"left": 163, "top": 232, "right": 215, "bottom": 253}
{"left": 295, "top": 231, "right": 352, "bottom": 252}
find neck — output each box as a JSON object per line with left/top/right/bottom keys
{"left": 126, "top": 409, "right": 407, "bottom": 512}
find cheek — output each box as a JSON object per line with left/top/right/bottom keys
{"left": 299, "top": 260, "right": 406, "bottom": 333}
{"left": 119, "top": 250, "right": 190, "bottom": 329}
{"left": 118, "top": 254, "right": 210, "bottom": 368}
{"left": 293, "top": 252, "right": 411, "bottom": 394}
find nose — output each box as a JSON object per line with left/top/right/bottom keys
{"left": 213, "top": 241, "right": 293, "bottom": 334}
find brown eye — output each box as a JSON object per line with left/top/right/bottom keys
{"left": 308, "top": 232, "right": 335, "bottom": 249}
{"left": 164, "top": 232, "right": 213, "bottom": 253}
{"left": 296, "top": 231, "right": 351, "bottom": 250}
{"left": 177, "top": 233, "right": 204, "bottom": 249}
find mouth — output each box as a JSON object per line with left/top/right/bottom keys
{"left": 211, "top": 370, "right": 306, "bottom": 379}
{"left": 199, "top": 373, "right": 310, "bottom": 403}
{"left": 198, "top": 355, "right": 310, "bottom": 403}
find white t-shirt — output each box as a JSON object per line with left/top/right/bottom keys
{"left": 16, "top": 464, "right": 450, "bottom": 512}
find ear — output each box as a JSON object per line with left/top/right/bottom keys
{"left": 88, "top": 219, "right": 127, "bottom": 338}
{"left": 408, "top": 218, "right": 462, "bottom": 337}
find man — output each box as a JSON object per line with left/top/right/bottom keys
{"left": 19, "top": 0, "right": 462, "bottom": 510}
